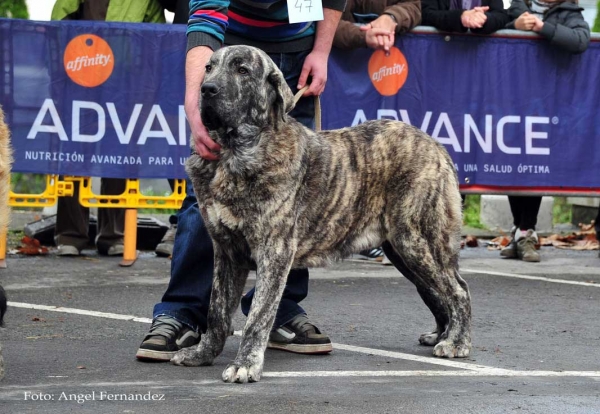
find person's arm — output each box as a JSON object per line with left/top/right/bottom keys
{"left": 535, "top": 10, "right": 590, "bottom": 54}
{"left": 185, "top": 0, "right": 230, "bottom": 159}
{"left": 187, "top": 0, "right": 229, "bottom": 53}
{"left": 384, "top": 0, "right": 422, "bottom": 33}
{"left": 333, "top": 19, "right": 369, "bottom": 50}
{"left": 185, "top": 46, "right": 221, "bottom": 160}
{"left": 299, "top": 7, "right": 344, "bottom": 96}
{"left": 421, "top": 0, "right": 468, "bottom": 33}
{"left": 471, "top": 0, "right": 510, "bottom": 34}
{"left": 507, "top": 0, "right": 530, "bottom": 21}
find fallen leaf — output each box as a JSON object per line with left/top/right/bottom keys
{"left": 31, "top": 317, "right": 46, "bottom": 322}
{"left": 17, "top": 236, "right": 49, "bottom": 256}
{"left": 76, "top": 366, "right": 86, "bottom": 370}
{"left": 465, "top": 235, "right": 478, "bottom": 248}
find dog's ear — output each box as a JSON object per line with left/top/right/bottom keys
{"left": 267, "top": 69, "right": 295, "bottom": 129}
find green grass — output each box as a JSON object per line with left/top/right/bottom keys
{"left": 462, "top": 195, "right": 573, "bottom": 229}
{"left": 552, "top": 197, "right": 572, "bottom": 225}
{"left": 462, "top": 195, "right": 486, "bottom": 229}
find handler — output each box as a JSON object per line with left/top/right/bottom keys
{"left": 136, "top": 0, "right": 345, "bottom": 361}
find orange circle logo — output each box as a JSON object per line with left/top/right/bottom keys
{"left": 63, "top": 34, "right": 114, "bottom": 88}
{"left": 368, "top": 47, "right": 408, "bottom": 96}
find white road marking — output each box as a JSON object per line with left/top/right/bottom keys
{"left": 8, "top": 301, "right": 600, "bottom": 379}
{"left": 331, "top": 343, "right": 512, "bottom": 373}
{"left": 263, "top": 370, "right": 600, "bottom": 378}
{"left": 461, "top": 268, "right": 600, "bottom": 287}
{"left": 7, "top": 301, "right": 153, "bottom": 324}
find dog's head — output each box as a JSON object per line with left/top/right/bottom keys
{"left": 200, "top": 45, "right": 295, "bottom": 135}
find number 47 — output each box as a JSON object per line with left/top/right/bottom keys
{"left": 295, "top": 0, "right": 312, "bottom": 12}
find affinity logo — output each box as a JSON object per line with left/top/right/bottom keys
{"left": 368, "top": 47, "right": 408, "bottom": 96}
{"left": 63, "top": 34, "right": 114, "bottom": 88}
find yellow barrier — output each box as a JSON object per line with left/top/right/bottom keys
{"left": 1, "top": 176, "right": 186, "bottom": 267}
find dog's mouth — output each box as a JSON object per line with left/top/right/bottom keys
{"left": 201, "top": 105, "right": 224, "bottom": 130}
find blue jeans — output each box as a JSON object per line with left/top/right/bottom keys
{"left": 153, "top": 50, "right": 314, "bottom": 333}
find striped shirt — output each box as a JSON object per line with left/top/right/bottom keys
{"left": 187, "top": 0, "right": 346, "bottom": 52}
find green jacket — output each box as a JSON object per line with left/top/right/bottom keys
{"left": 51, "top": 0, "right": 166, "bottom": 23}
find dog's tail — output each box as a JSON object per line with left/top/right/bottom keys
{"left": 0, "top": 286, "right": 6, "bottom": 327}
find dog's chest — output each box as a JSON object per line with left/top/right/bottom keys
{"left": 206, "top": 202, "right": 244, "bottom": 231}
{"left": 204, "top": 170, "right": 254, "bottom": 232}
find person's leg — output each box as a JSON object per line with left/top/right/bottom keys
{"left": 137, "top": 179, "right": 212, "bottom": 360}
{"left": 155, "top": 179, "right": 178, "bottom": 257}
{"left": 518, "top": 196, "right": 542, "bottom": 231}
{"left": 596, "top": 206, "right": 600, "bottom": 258}
{"left": 507, "top": 195, "right": 523, "bottom": 228}
{"left": 96, "top": 178, "right": 125, "bottom": 255}
{"left": 55, "top": 181, "right": 89, "bottom": 255}
{"left": 153, "top": 179, "right": 213, "bottom": 331}
{"left": 514, "top": 196, "right": 542, "bottom": 263}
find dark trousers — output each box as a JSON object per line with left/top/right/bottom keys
{"left": 153, "top": 50, "right": 314, "bottom": 332}
{"left": 55, "top": 178, "right": 125, "bottom": 253}
{"left": 508, "top": 196, "right": 542, "bottom": 231}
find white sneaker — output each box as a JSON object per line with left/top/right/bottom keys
{"left": 57, "top": 245, "right": 80, "bottom": 256}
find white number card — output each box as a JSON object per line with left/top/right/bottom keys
{"left": 287, "top": 0, "right": 323, "bottom": 24}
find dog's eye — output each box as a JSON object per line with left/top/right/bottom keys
{"left": 205, "top": 65, "right": 212, "bottom": 74}
{"left": 238, "top": 67, "right": 249, "bottom": 75}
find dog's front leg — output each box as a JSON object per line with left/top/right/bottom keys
{"left": 172, "top": 245, "right": 249, "bottom": 367}
{"left": 222, "top": 248, "right": 295, "bottom": 384}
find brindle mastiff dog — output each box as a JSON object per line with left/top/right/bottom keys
{"left": 172, "top": 45, "right": 472, "bottom": 383}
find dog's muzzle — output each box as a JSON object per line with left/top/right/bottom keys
{"left": 201, "top": 82, "right": 220, "bottom": 99}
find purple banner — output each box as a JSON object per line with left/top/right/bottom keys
{"left": 323, "top": 32, "right": 600, "bottom": 189}
{"left": 1, "top": 18, "right": 599, "bottom": 189}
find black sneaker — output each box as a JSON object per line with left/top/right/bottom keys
{"left": 267, "top": 314, "right": 332, "bottom": 354}
{"left": 136, "top": 315, "right": 200, "bottom": 361}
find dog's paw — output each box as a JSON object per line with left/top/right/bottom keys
{"left": 222, "top": 361, "right": 263, "bottom": 384}
{"left": 171, "top": 346, "right": 214, "bottom": 367}
{"left": 432, "top": 339, "right": 471, "bottom": 358}
{"left": 418, "top": 331, "right": 440, "bottom": 346}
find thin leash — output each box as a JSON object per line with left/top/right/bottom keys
{"left": 293, "top": 86, "right": 321, "bottom": 132}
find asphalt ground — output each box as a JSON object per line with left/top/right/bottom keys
{"left": 0, "top": 245, "right": 599, "bottom": 414}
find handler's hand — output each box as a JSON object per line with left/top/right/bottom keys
{"left": 185, "top": 46, "right": 221, "bottom": 161}
{"left": 184, "top": 100, "right": 221, "bottom": 161}
{"left": 297, "top": 50, "right": 328, "bottom": 96}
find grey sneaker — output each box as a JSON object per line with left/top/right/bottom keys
{"left": 57, "top": 245, "right": 81, "bottom": 257}
{"left": 107, "top": 244, "right": 124, "bottom": 257}
{"left": 517, "top": 229, "right": 540, "bottom": 262}
{"left": 155, "top": 224, "right": 177, "bottom": 257}
{"left": 500, "top": 226, "right": 518, "bottom": 259}
{"left": 136, "top": 315, "right": 200, "bottom": 361}
{"left": 267, "top": 314, "right": 332, "bottom": 354}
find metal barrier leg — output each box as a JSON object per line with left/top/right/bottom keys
{"left": 119, "top": 209, "right": 138, "bottom": 267}
{"left": 0, "top": 228, "right": 6, "bottom": 269}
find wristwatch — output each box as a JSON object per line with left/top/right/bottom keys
{"left": 384, "top": 12, "right": 398, "bottom": 23}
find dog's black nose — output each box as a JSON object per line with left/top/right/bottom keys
{"left": 201, "top": 83, "right": 220, "bottom": 98}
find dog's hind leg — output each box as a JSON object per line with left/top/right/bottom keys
{"left": 171, "top": 246, "right": 249, "bottom": 367}
{"left": 223, "top": 247, "right": 295, "bottom": 384}
{"left": 385, "top": 235, "right": 471, "bottom": 358}
{"left": 382, "top": 241, "right": 448, "bottom": 346}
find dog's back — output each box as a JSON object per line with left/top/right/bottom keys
{"left": 288, "top": 118, "right": 462, "bottom": 268}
